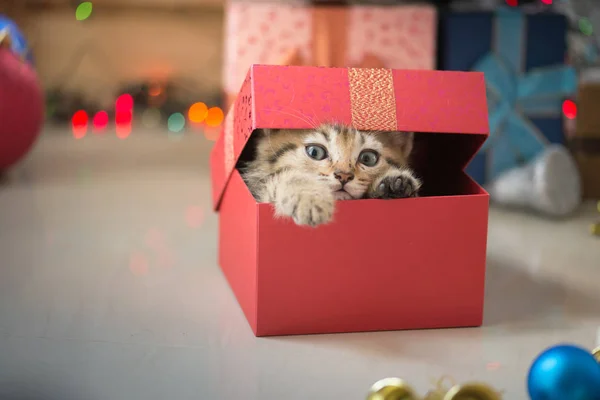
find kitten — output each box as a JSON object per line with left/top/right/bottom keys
{"left": 240, "top": 123, "right": 421, "bottom": 227}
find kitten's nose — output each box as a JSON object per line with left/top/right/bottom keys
{"left": 334, "top": 171, "right": 354, "bottom": 184}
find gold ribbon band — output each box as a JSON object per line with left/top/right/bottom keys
{"left": 348, "top": 68, "right": 397, "bottom": 131}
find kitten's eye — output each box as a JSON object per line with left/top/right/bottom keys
{"left": 358, "top": 150, "right": 379, "bottom": 167}
{"left": 305, "top": 145, "right": 328, "bottom": 160}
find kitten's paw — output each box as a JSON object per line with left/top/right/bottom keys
{"left": 277, "top": 191, "right": 335, "bottom": 227}
{"left": 371, "top": 171, "right": 421, "bottom": 199}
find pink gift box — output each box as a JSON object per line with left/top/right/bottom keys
{"left": 223, "top": 1, "right": 437, "bottom": 108}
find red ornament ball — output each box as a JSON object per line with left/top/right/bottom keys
{"left": 0, "top": 47, "right": 44, "bottom": 170}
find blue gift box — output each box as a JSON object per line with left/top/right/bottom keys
{"left": 439, "top": 9, "right": 577, "bottom": 185}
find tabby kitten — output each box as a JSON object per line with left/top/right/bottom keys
{"left": 240, "top": 123, "right": 421, "bottom": 227}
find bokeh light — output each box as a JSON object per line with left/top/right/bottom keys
{"left": 579, "top": 18, "right": 593, "bottom": 36}
{"left": 72, "top": 127, "right": 87, "bottom": 140}
{"left": 141, "top": 108, "right": 161, "bottom": 128}
{"left": 71, "top": 110, "right": 88, "bottom": 139}
{"left": 505, "top": 0, "right": 518, "bottom": 6}
{"left": 205, "top": 107, "right": 224, "bottom": 127}
{"left": 115, "top": 105, "right": 133, "bottom": 139}
{"left": 188, "top": 102, "right": 208, "bottom": 123}
{"left": 115, "top": 107, "right": 133, "bottom": 137}
{"left": 75, "top": 2, "right": 93, "bottom": 21}
{"left": 540, "top": 0, "right": 552, "bottom": 4}
{"left": 115, "top": 110, "right": 132, "bottom": 125}
{"left": 72, "top": 110, "right": 88, "bottom": 126}
{"left": 168, "top": 113, "right": 185, "bottom": 133}
{"left": 562, "top": 100, "right": 577, "bottom": 120}
{"left": 147, "top": 84, "right": 166, "bottom": 107}
{"left": 115, "top": 93, "right": 134, "bottom": 113}
{"left": 116, "top": 123, "right": 132, "bottom": 139}
{"left": 148, "top": 83, "right": 163, "bottom": 98}
{"left": 92, "top": 110, "right": 108, "bottom": 132}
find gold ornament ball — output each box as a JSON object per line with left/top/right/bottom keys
{"left": 442, "top": 383, "right": 502, "bottom": 400}
{"left": 367, "top": 378, "right": 419, "bottom": 400}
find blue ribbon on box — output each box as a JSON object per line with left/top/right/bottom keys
{"left": 471, "top": 8, "right": 577, "bottom": 181}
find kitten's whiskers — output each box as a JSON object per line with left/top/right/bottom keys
{"left": 262, "top": 108, "right": 319, "bottom": 129}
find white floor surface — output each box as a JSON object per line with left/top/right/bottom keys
{"left": 1, "top": 127, "right": 599, "bottom": 400}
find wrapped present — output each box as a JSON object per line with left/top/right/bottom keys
{"left": 571, "top": 82, "right": 600, "bottom": 199}
{"left": 439, "top": 8, "right": 577, "bottom": 185}
{"left": 210, "top": 65, "right": 489, "bottom": 336}
{"left": 223, "top": 1, "right": 436, "bottom": 108}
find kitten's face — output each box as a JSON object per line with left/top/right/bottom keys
{"left": 258, "top": 124, "right": 414, "bottom": 200}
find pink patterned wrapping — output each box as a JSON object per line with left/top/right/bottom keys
{"left": 224, "top": 3, "right": 312, "bottom": 97}
{"left": 223, "top": 2, "right": 437, "bottom": 97}
{"left": 346, "top": 7, "right": 436, "bottom": 70}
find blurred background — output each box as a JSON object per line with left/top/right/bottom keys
{"left": 1, "top": 0, "right": 225, "bottom": 141}
{"left": 1, "top": 0, "right": 599, "bottom": 195}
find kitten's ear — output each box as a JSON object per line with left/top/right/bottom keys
{"left": 390, "top": 131, "right": 414, "bottom": 158}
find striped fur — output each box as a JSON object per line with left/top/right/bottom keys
{"left": 239, "top": 123, "right": 421, "bottom": 227}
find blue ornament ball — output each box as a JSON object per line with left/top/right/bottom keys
{"left": 0, "top": 14, "right": 34, "bottom": 65}
{"left": 527, "top": 344, "right": 600, "bottom": 400}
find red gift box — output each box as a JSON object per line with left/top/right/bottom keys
{"left": 211, "top": 65, "right": 490, "bottom": 337}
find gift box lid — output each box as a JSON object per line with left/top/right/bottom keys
{"left": 210, "top": 65, "right": 489, "bottom": 211}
